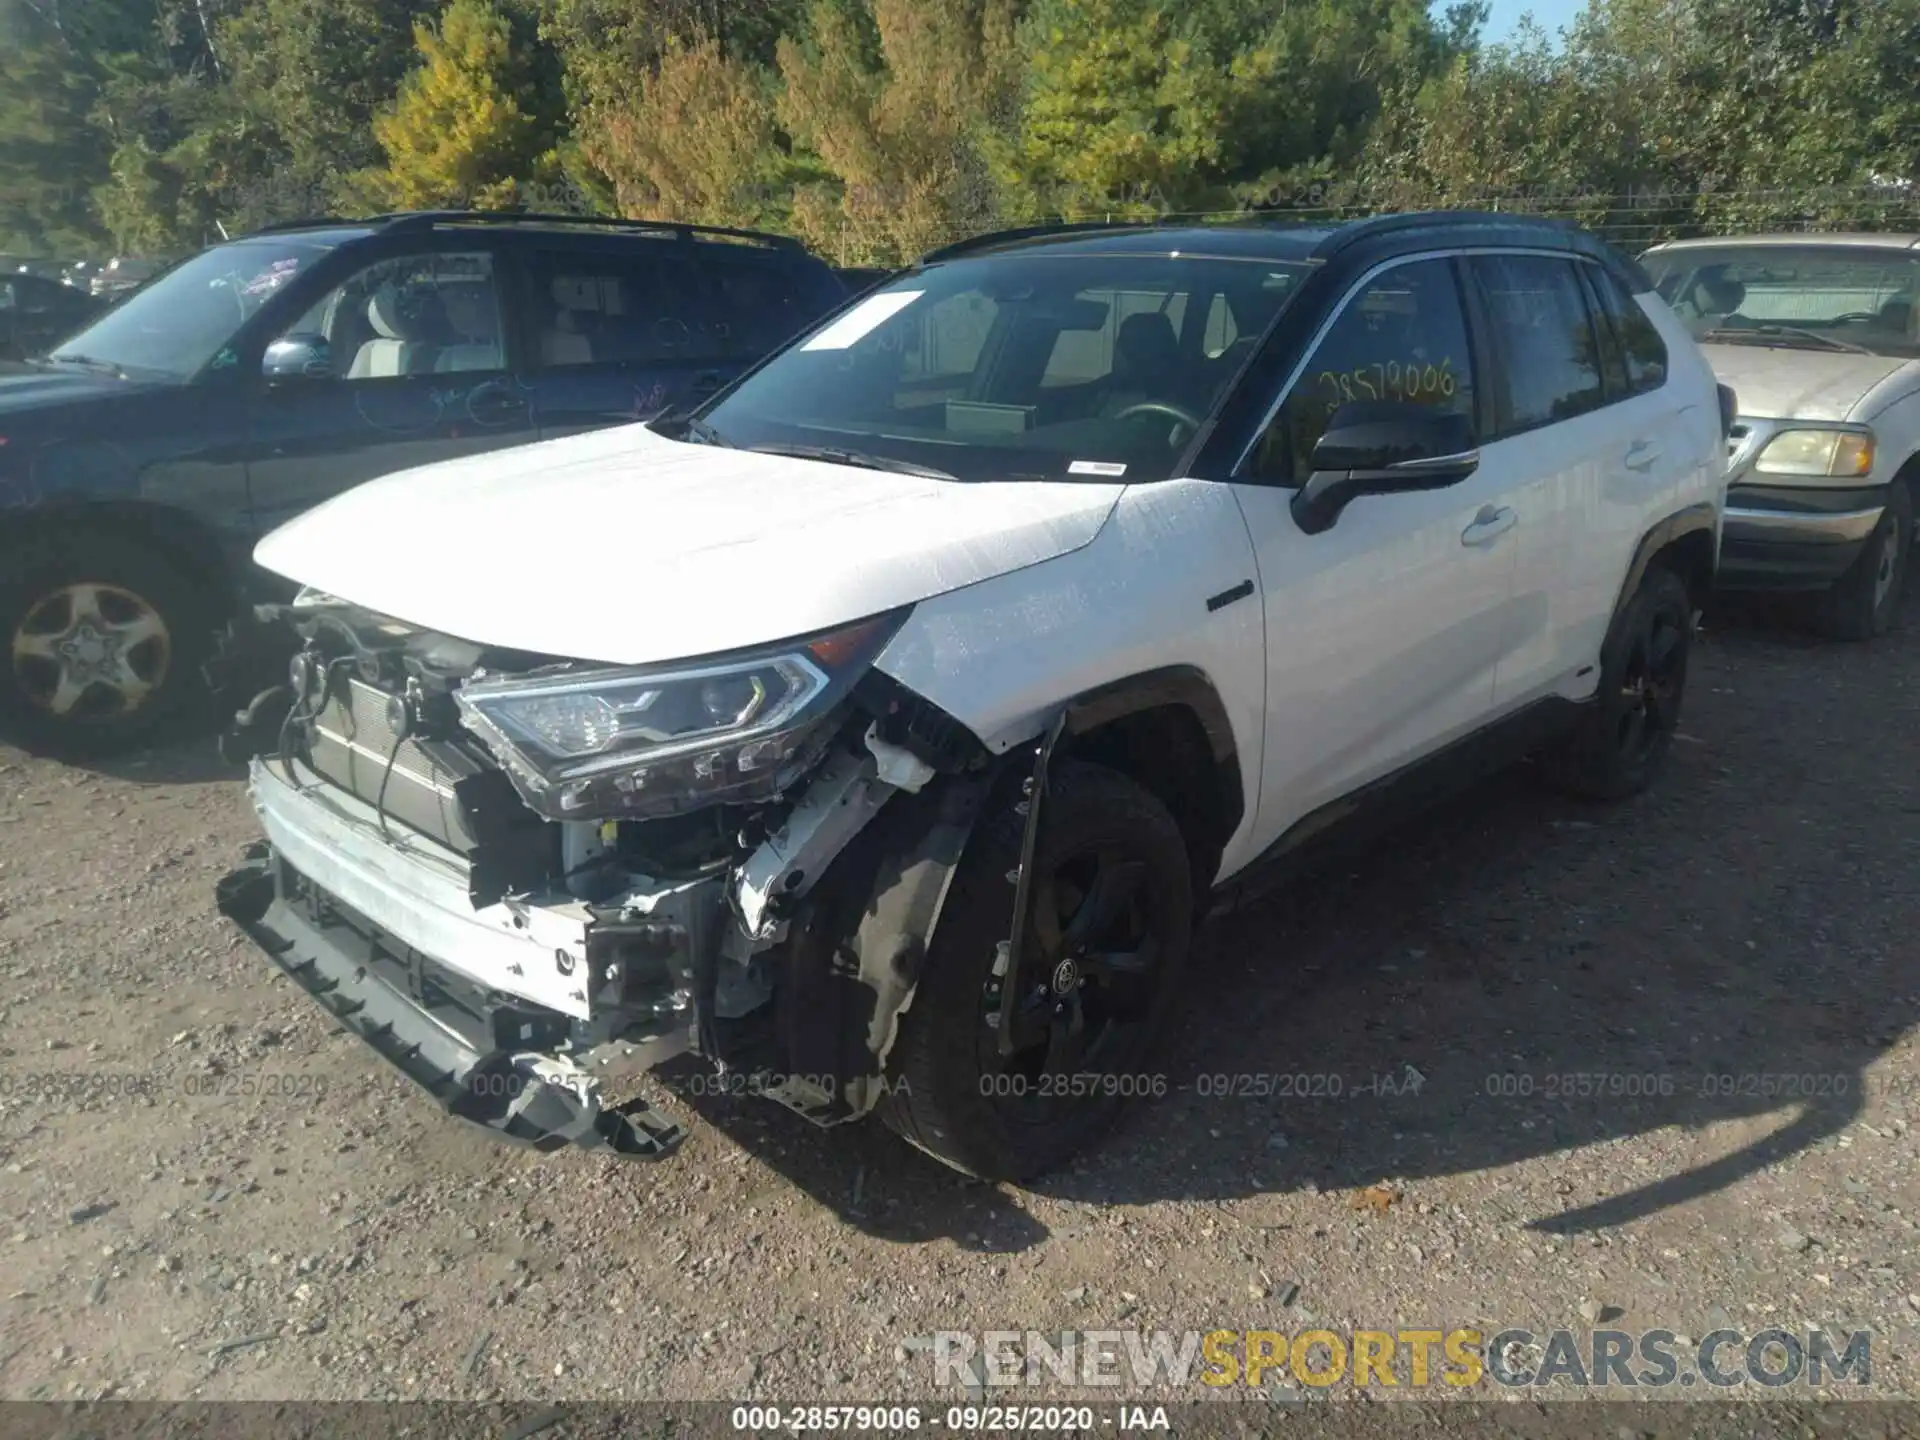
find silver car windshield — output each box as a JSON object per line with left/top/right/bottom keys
{"left": 1643, "top": 245, "right": 1920, "bottom": 359}
{"left": 695, "top": 253, "right": 1313, "bottom": 483}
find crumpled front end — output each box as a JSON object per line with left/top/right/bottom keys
{"left": 214, "top": 597, "right": 999, "bottom": 1159}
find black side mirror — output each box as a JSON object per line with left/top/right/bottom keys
{"left": 1291, "top": 400, "right": 1479, "bottom": 535}
{"left": 262, "top": 333, "right": 333, "bottom": 382}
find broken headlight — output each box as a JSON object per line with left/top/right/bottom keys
{"left": 454, "top": 611, "right": 907, "bottom": 821}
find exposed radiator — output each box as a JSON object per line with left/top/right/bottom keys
{"left": 306, "top": 677, "right": 488, "bottom": 853}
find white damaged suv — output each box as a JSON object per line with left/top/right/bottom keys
{"left": 217, "top": 213, "right": 1730, "bottom": 1181}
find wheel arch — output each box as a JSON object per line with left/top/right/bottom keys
{"left": 1054, "top": 665, "right": 1246, "bottom": 897}
{"left": 0, "top": 499, "right": 243, "bottom": 618}
{"left": 763, "top": 666, "right": 1245, "bottom": 1125}
{"left": 1620, "top": 501, "right": 1718, "bottom": 614}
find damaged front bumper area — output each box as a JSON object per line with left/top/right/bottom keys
{"left": 216, "top": 757, "right": 701, "bottom": 1156}
{"left": 216, "top": 704, "right": 997, "bottom": 1161}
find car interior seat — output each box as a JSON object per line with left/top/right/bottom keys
{"left": 1688, "top": 275, "right": 1748, "bottom": 327}
{"left": 541, "top": 278, "right": 596, "bottom": 368}
{"left": 348, "top": 287, "right": 427, "bottom": 379}
{"left": 1102, "top": 311, "right": 1184, "bottom": 415}
{"left": 433, "top": 280, "right": 503, "bottom": 373}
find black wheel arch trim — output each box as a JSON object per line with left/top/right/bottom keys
{"left": 1057, "top": 663, "right": 1247, "bottom": 842}
{"left": 1617, "top": 502, "right": 1719, "bottom": 613}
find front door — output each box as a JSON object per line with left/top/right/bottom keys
{"left": 1230, "top": 255, "right": 1525, "bottom": 843}
{"left": 245, "top": 245, "right": 536, "bottom": 538}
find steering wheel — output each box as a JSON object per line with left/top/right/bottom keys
{"left": 1112, "top": 399, "right": 1204, "bottom": 443}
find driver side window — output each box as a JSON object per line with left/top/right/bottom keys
{"left": 270, "top": 251, "right": 504, "bottom": 382}
{"left": 1247, "top": 259, "right": 1476, "bottom": 484}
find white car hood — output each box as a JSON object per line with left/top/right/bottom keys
{"left": 253, "top": 423, "right": 1124, "bottom": 666}
{"left": 1700, "top": 343, "right": 1908, "bottom": 422}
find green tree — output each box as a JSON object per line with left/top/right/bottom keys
{"left": 993, "top": 0, "right": 1459, "bottom": 218}
{"left": 219, "top": 0, "right": 424, "bottom": 221}
{"left": 352, "top": 0, "right": 563, "bottom": 211}
{"left": 0, "top": 0, "right": 113, "bottom": 252}
{"left": 775, "top": 0, "right": 1022, "bottom": 261}
{"left": 576, "top": 33, "right": 790, "bottom": 227}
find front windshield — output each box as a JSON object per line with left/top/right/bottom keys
{"left": 1642, "top": 245, "right": 1920, "bottom": 358}
{"left": 696, "top": 252, "right": 1313, "bottom": 482}
{"left": 47, "top": 238, "right": 335, "bottom": 380}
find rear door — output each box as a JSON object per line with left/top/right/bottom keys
{"left": 524, "top": 244, "right": 840, "bottom": 440}
{"left": 245, "top": 239, "right": 536, "bottom": 536}
{"left": 1471, "top": 253, "right": 1691, "bottom": 711}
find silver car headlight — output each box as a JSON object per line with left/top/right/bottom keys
{"left": 454, "top": 610, "right": 907, "bottom": 821}
{"left": 1753, "top": 426, "right": 1875, "bottom": 480}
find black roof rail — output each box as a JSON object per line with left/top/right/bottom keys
{"left": 241, "top": 211, "right": 803, "bottom": 248}
{"left": 247, "top": 215, "right": 357, "bottom": 234}
{"left": 917, "top": 219, "right": 1160, "bottom": 265}
{"left": 367, "top": 210, "right": 803, "bottom": 249}
{"left": 1310, "top": 208, "right": 1583, "bottom": 259}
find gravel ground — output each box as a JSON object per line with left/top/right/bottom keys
{"left": 0, "top": 592, "right": 1916, "bottom": 1410}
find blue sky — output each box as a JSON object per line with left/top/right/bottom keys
{"left": 1479, "top": 0, "right": 1588, "bottom": 43}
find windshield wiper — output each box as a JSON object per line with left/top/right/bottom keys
{"left": 748, "top": 443, "right": 959, "bottom": 482}
{"left": 1700, "top": 325, "right": 1875, "bottom": 356}
{"left": 43, "top": 353, "right": 128, "bottom": 377}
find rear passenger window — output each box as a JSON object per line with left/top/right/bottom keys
{"left": 705, "top": 258, "right": 836, "bottom": 357}
{"left": 1248, "top": 258, "right": 1476, "bottom": 483}
{"left": 1473, "top": 254, "right": 1605, "bottom": 432}
{"left": 529, "top": 250, "right": 803, "bottom": 370}
{"left": 1588, "top": 265, "right": 1668, "bottom": 394}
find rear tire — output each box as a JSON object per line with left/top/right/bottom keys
{"left": 878, "top": 760, "right": 1193, "bottom": 1181}
{"left": 1540, "top": 564, "right": 1694, "bottom": 802}
{"left": 0, "top": 530, "right": 218, "bottom": 759}
{"left": 1816, "top": 480, "right": 1910, "bottom": 642}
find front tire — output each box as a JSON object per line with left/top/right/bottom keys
{"left": 0, "top": 530, "right": 217, "bottom": 759}
{"left": 879, "top": 760, "right": 1193, "bottom": 1181}
{"left": 1540, "top": 564, "right": 1694, "bottom": 802}
{"left": 1817, "top": 480, "right": 1910, "bottom": 642}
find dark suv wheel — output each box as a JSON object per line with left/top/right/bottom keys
{"left": 1540, "top": 564, "right": 1694, "bottom": 802}
{"left": 878, "top": 761, "right": 1193, "bottom": 1181}
{"left": 0, "top": 531, "right": 217, "bottom": 759}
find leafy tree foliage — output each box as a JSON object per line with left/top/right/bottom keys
{"left": 3, "top": 0, "right": 1917, "bottom": 263}
{"left": 776, "top": 0, "right": 1022, "bottom": 260}
{"left": 576, "top": 33, "right": 790, "bottom": 228}
{"left": 351, "top": 0, "right": 563, "bottom": 210}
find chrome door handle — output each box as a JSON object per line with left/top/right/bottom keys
{"left": 1461, "top": 505, "right": 1518, "bottom": 547}
{"left": 1625, "top": 440, "right": 1662, "bottom": 473}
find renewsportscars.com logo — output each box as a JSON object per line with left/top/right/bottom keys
{"left": 926, "top": 1327, "right": 1873, "bottom": 1392}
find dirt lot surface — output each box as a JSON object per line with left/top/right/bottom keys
{"left": 0, "top": 595, "right": 1916, "bottom": 1412}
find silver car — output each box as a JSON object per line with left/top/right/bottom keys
{"left": 1641, "top": 234, "right": 1918, "bottom": 638}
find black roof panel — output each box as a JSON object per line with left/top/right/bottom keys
{"left": 917, "top": 210, "right": 1647, "bottom": 284}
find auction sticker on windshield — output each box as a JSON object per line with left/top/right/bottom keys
{"left": 802, "top": 290, "right": 925, "bottom": 350}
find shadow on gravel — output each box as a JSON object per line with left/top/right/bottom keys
{"left": 85, "top": 737, "right": 243, "bottom": 786}
{"left": 688, "top": 591, "right": 1916, "bottom": 1248}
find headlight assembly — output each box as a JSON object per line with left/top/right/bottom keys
{"left": 454, "top": 610, "right": 907, "bottom": 821}
{"left": 1754, "top": 427, "right": 1875, "bottom": 480}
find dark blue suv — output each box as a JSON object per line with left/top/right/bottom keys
{"left": 0, "top": 211, "right": 845, "bottom": 758}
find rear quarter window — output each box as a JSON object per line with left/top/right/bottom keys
{"left": 1590, "top": 265, "right": 1668, "bottom": 395}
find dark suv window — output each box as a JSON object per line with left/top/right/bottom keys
{"left": 529, "top": 249, "right": 830, "bottom": 371}
{"left": 1473, "top": 254, "right": 1606, "bottom": 433}
{"left": 1586, "top": 264, "right": 1668, "bottom": 395}
{"left": 1248, "top": 258, "right": 1477, "bottom": 483}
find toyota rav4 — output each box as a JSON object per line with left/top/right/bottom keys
{"left": 216, "top": 213, "right": 1731, "bottom": 1182}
